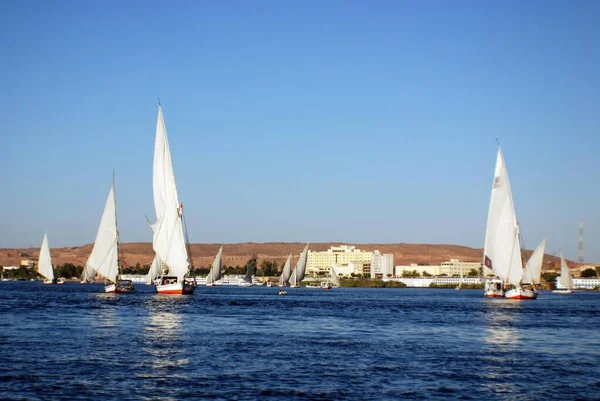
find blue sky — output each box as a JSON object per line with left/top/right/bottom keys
{"left": 1, "top": 1, "right": 598, "bottom": 262}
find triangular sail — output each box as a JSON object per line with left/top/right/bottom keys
{"left": 521, "top": 238, "right": 546, "bottom": 285}
{"left": 146, "top": 255, "right": 162, "bottom": 284}
{"left": 80, "top": 264, "right": 95, "bottom": 283}
{"left": 330, "top": 264, "right": 341, "bottom": 287}
{"left": 294, "top": 244, "right": 309, "bottom": 282}
{"left": 278, "top": 254, "right": 292, "bottom": 286}
{"left": 38, "top": 233, "right": 54, "bottom": 281}
{"left": 151, "top": 105, "right": 190, "bottom": 281}
{"left": 206, "top": 246, "right": 223, "bottom": 285}
{"left": 289, "top": 269, "right": 298, "bottom": 286}
{"left": 559, "top": 253, "right": 574, "bottom": 290}
{"left": 483, "top": 147, "right": 523, "bottom": 286}
{"left": 244, "top": 257, "right": 254, "bottom": 283}
{"left": 85, "top": 183, "right": 119, "bottom": 283}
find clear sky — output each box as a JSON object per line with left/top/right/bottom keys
{"left": 1, "top": 1, "right": 598, "bottom": 262}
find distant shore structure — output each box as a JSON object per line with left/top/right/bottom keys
{"left": 395, "top": 259, "right": 482, "bottom": 278}
{"left": 306, "top": 245, "right": 394, "bottom": 278}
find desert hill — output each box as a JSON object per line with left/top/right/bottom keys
{"left": 0, "top": 242, "right": 570, "bottom": 272}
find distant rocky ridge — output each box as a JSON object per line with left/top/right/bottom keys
{"left": 0, "top": 242, "right": 570, "bottom": 272}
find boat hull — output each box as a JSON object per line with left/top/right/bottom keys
{"left": 505, "top": 287, "right": 537, "bottom": 300}
{"left": 105, "top": 280, "right": 135, "bottom": 293}
{"left": 552, "top": 289, "right": 573, "bottom": 294}
{"left": 289, "top": 285, "right": 300, "bottom": 288}
{"left": 156, "top": 281, "right": 196, "bottom": 295}
{"left": 484, "top": 279, "right": 504, "bottom": 298}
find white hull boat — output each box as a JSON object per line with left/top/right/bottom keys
{"left": 505, "top": 287, "right": 537, "bottom": 300}
{"left": 155, "top": 277, "right": 196, "bottom": 295}
{"left": 552, "top": 289, "right": 573, "bottom": 294}
{"left": 484, "top": 279, "right": 505, "bottom": 298}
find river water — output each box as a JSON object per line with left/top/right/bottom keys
{"left": 0, "top": 282, "right": 598, "bottom": 400}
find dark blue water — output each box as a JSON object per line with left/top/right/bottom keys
{"left": 0, "top": 283, "right": 599, "bottom": 400}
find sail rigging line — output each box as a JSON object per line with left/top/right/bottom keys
{"left": 505, "top": 227, "right": 519, "bottom": 289}
{"left": 181, "top": 203, "right": 194, "bottom": 275}
{"left": 113, "top": 171, "right": 122, "bottom": 279}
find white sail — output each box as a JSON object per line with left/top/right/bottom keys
{"left": 289, "top": 268, "right": 298, "bottom": 287}
{"left": 151, "top": 105, "right": 190, "bottom": 281}
{"left": 146, "top": 255, "right": 162, "bottom": 284}
{"left": 559, "top": 253, "right": 574, "bottom": 290}
{"left": 483, "top": 147, "right": 523, "bottom": 287}
{"left": 278, "top": 254, "right": 292, "bottom": 286}
{"left": 206, "top": 246, "right": 223, "bottom": 285}
{"left": 38, "top": 233, "right": 54, "bottom": 282}
{"left": 294, "top": 244, "right": 309, "bottom": 282}
{"left": 80, "top": 264, "right": 95, "bottom": 283}
{"left": 85, "top": 183, "right": 119, "bottom": 283}
{"left": 330, "top": 264, "right": 341, "bottom": 287}
{"left": 521, "top": 238, "right": 546, "bottom": 285}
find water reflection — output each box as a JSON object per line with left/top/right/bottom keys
{"left": 141, "top": 300, "right": 189, "bottom": 369}
{"left": 483, "top": 301, "right": 522, "bottom": 349}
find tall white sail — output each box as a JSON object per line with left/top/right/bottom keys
{"left": 278, "top": 254, "right": 292, "bottom": 286}
{"left": 146, "top": 255, "right": 162, "bottom": 284}
{"left": 521, "top": 238, "right": 546, "bottom": 285}
{"left": 558, "top": 253, "right": 574, "bottom": 290}
{"left": 38, "top": 233, "right": 54, "bottom": 282}
{"left": 206, "top": 246, "right": 223, "bottom": 285}
{"left": 330, "top": 264, "right": 341, "bottom": 287}
{"left": 151, "top": 105, "right": 190, "bottom": 281}
{"left": 483, "top": 147, "right": 523, "bottom": 287}
{"left": 289, "top": 268, "right": 298, "bottom": 287}
{"left": 294, "top": 244, "right": 309, "bottom": 282}
{"left": 80, "top": 263, "right": 95, "bottom": 283}
{"left": 85, "top": 183, "right": 119, "bottom": 283}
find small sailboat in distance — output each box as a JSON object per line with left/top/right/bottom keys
{"left": 86, "top": 173, "right": 134, "bottom": 293}
{"left": 506, "top": 238, "right": 546, "bottom": 299}
{"left": 455, "top": 267, "right": 463, "bottom": 290}
{"left": 206, "top": 246, "right": 223, "bottom": 287}
{"left": 149, "top": 103, "right": 196, "bottom": 295}
{"left": 553, "top": 253, "right": 574, "bottom": 294}
{"left": 329, "top": 263, "right": 341, "bottom": 288}
{"left": 278, "top": 254, "right": 292, "bottom": 287}
{"left": 289, "top": 244, "right": 309, "bottom": 288}
{"left": 38, "top": 233, "right": 55, "bottom": 284}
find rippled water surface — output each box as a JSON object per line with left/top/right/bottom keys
{"left": 0, "top": 282, "right": 599, "bottom": 400}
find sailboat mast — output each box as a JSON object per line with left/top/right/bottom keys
{"left": 113, "top": 170, "right": 121, "bottom": 280}
{"left": 182, "top": 207, "right": 194, "bottom": 276}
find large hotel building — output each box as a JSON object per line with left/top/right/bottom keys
{"left": 306, "top": 245, "right": 394, "bottom": 278}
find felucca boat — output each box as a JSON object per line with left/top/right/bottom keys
{"left": 148, "top": 104, "right": 196, "bottom": 295}
{"left": 206, "top": 246, "right": 223, "bottom": 287}
{"left": 289, "top": 244, "right": 309, "bottom": 288}
{"left": 505, "top": 238, "right": 546, "bottom": 300}
{"left": 482, "top": 146, "right": 524, "bottom": 298}
{"left": 553, "top": 254, "right": 574, "bottom": 294}
{"left": 38, "top": 233, "right": 55, "bottom": 284}
{"left": 278, "top": 254, "right": 292, "bottom": 287}
{"left": 85, "top": 174, "right": 134, "bottom": 293}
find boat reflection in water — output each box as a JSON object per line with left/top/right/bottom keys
{"left": 141, "top": 300, "right": 189, "bottom": 374}
{"left": 481, "top": 301, "right": 522, "bottom": 395}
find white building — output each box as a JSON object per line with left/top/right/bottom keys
{"left": 556, "top": 276, "right": 600, "bottom": 290}
{"left": 333, "top": 261, "right": 364, "bottom": 277}
{"left": 371, "top": 251, "right": 394, "bottom": 278}
{"left": 395, "top": 263, "right": 440, "bottom": 277}
{"left": 387, "top": 276, "right": 483, "bottom": 288}
{"left": 307, "top": 245, "right": 373, "bottom": 276}
{"left": 395, "top": 259, "right": 482, "bottom": 277}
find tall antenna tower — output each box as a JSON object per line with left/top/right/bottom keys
{"left": 578, "top": 220, "right": 584, "bottom": 263}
